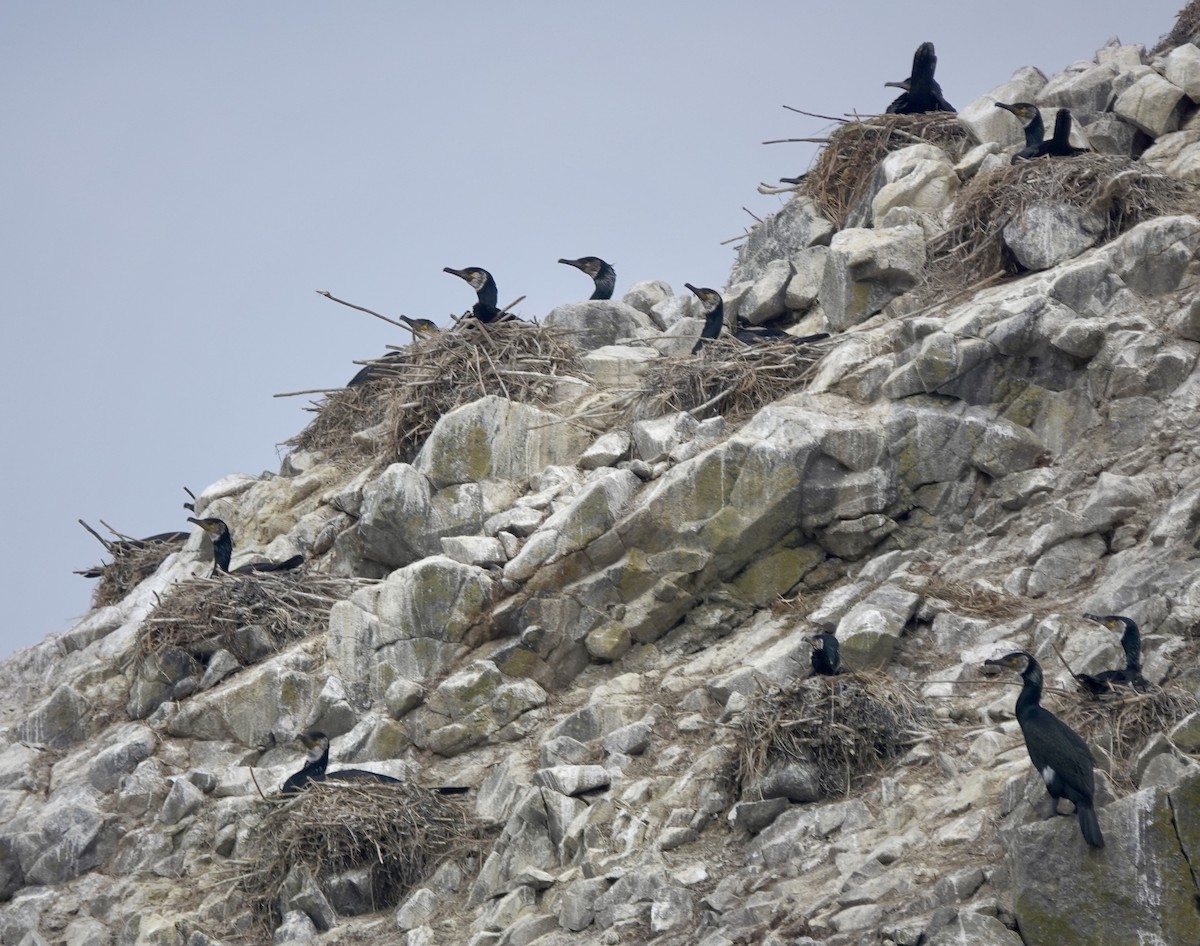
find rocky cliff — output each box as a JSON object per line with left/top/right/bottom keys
{"left": 5, "top": 13, "right": 1200, "bottom": 946}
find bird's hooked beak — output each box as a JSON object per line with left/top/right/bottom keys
{"left": 884, "top": 79, "right": 911, "bottom": 91}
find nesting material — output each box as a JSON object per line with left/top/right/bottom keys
{"left": 77, "top": 529, "right": 186, "bottom": 608}
{"left": 921, "top": 154, "right": 1199, "bottom": 298}
{"left": 626, "top": 336, "right": 832, "bottom": 423}
{"left": 803, "top": 113, "right": 969, "bottom": 226}
{"left": 237, "top": 780, "right": 478, "bottom": 930}
{"left": 1151, "top": 0, "right": 1200, "bottom": 56}
{"left": 137, "top": 571, "right": 367, "bottom": 666}
{"left": 736, "top": 672, "right": 932, "bottom": 798}
{"left": 286, "top": 320, "right": 586, "bottom": 467}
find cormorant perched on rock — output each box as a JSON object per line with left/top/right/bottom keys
{"left": 885, "top": 42, "right": 954, "bottom": 114}
{"left": 346, "top": 316, "right": 439, "bottom": 387}
{"left": 186, "top": 517, "right": 304, "bottom": 577}
{"left": 1074, "top": 614, "right": 1147, "bottom": 695}
{"left": 444, "top": 266, "right": 505, "bottom": 323}
{"left": 984, "top": 651, "right": 1104, "bottom": 848}
{"left": 559, "top": 257, "right": 616, "bottom": 300}
{"left": 281, "top": 730, "right": 469, "bottom": 795}
{"left": 996, "top": 103, "right": 1085, "bottom": 163}
{"left": 686, "top": 284, "right": 831, "bottom": 354}
{"left": 810, "top": 633, "right": 841, "bottom": 676}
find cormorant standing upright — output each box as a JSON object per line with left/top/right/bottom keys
{"left": 810, "top": 633, "right": 841, "bottom": 676}
{"left": 559, "top": 257, "right": 616, "bottom": 300}
{"left": 984, "top": 651, "right": 1104, "bottom": 848}
{"left": 996, "top": 103, "right": 1085, "bottom": 163}
{"left": 444, "top": 266, "right": 505, "bottom": 323}
{"left": 685, "top": 283, "right": 727, "bottom": 354}
{"left": 186, "top": 517, "right": 304, "bottom": 577}
{"left": 885, "top": 42, "right": 954, "bottom": 114}
{"left": 1074, "top": 614, "right": 1146, "bottom": 695}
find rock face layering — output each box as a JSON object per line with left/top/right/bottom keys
{"left": 6, "top": 21, "right": 1200, "bottom": 946}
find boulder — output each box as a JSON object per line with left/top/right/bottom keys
{"left": 785, "top": 246, "right": 828, "bottom": 312}
{"left": 543, "top": 300, "right": 657, "bottom": 350}
{"left": 1163, "top": 43, "right": 1200, "bottom": 100}
{"left": 1038, "top": 62, "right": 1118, "bottom": 111}
{"left": 738, "top": 260, "right": 793, "bottom": 325}
{"left": 957, "top": 67, "right": 1049, "bottom": 145}
{"left": 579, "top": 345, "right": 661, "bottom": 387}
{"left": 1002, "top": 203, "right": 1104, "bottom": 272}
{"left": 1113, "top": 72, "right": 1186, "bottom": 136}
{"left": 729, "top": 196, "right": 835, "bottom": 285}
{"left": 871, "top": 144, "right": 960, "bottom": 223}
{"left": 821, "top": 225, "right": 925, "bottom": 331}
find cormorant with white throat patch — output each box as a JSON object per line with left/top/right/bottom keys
{"left": 686, "top": 284, "right": 830, "bottom": 354}
{"left": 984, "top": 651, "right": 1104, "bottom": 847}
{"left": 810, "top": 632, "right": 841, "bottom": 676}
{"left": 187, "top": 517, "right": 303, "bottom": 577}
{"left": 885, "top": 42, "right": 954, "bottom": 114}
{"left": 559, "top": 257, "right": 616, "bottom": 300}
{"left": 444, "top": 266, "right": 506, "bottom": 323}
{"left": 996, "top": 103, "right": 1085, "bottom": 163}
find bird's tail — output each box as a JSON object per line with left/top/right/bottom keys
{"left": 1078, "top": 803, "right": 1105, "bottom": 848}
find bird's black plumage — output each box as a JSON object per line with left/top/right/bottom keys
{"left": 1074, "top": 614, "right": 1147, "bottom": 695}
{"left": 885, "top": 42, "right": 954, "bottom": 114}
{"left": 346, "top": 316, "right": 439, "bottom": 387}
{"left": 997, "top": 103, "right": 1085, "bottom": 163}
{"left": 985, "top": 651, "right": 1104, "bottom": 847}
{"left": 995, "top": 101, "right": 1045, "bottom": 152}
{"left": 281, "top": 730, "right": 470, "bottom": 795}
{"left": 444, "top": 266, "right": 505, "bottom": 323}
{"left": 187, "top": 517, "right": 304, "bottom": 577}
{"left": 810, "top": 633, "right": 841, "bottom": 676}
{"left": 559, "top": 257, "right": 616, "bottom": 300}
{"left": 685, "top": 283, "right": 726, "bottom": 354}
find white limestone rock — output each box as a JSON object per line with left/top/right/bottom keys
{"left": 739, "top": 259, "right": 793, "bottom": 325}
{"left": 1002, "top": 202, "right": 1105, "bottom": 272}
{"left": 729, "top": 196, "right": 835, "bottom": 285}
{"left": 871, "top": 144, "right": 960, "bottom": 223}
{"left": 1141, "top": 127, "right": 1200, "bottom": 182}
{"left": 1163, "top": 43, "right": 1200, "bottom": 100}
{"left": 1113, "top": 71, "right": 1186, "bottom": 136}
{"left": 543, "top": 300, "right": 658, "bottom": 350}
{"left": 785, "top": 246, "right": 828, "bottom": 312}
{"left": 579, "top": 344, "right": 660, "bottom": 387}
{"left": 957, "top": 67, "right": 1048, "bottom": 146}
{"left": 821, "top": 225, "right": 926, "bottom": 331}
{"left": 440, "top": 535, "right": 506, "bottom": 567}
{"left": 621, "top": 280, "right": 672, "bottom": 317}
{"left": 578, "top": 430, "right": 633, "bottom": 470}
{"left": 1039, "top": 61, "right": 1118, "bottom": 111}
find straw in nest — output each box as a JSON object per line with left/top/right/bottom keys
{"left": 736, "top": 672, "right": 932, "bottom": 798}
{"left": 285, "top": 320, "right": 586, "bottom": 469}
{"left": 137, "top": 571, "right": 367, "bottom": 670}
{"left": 236, "top": 780, "right": 478, "bottom": 931}
{"left": 919, "top": 154, "right": 1200, "bottom": 302}
{"left": 802, "top": 113, "right": 970, "bottom": 226}
{"left": 625, "top": 336, "right": 833, "bottom": 424}
{"left": 79, "top": 534, "right": 186, "bottom": 608}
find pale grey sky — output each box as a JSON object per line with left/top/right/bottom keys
{"left": 0, "top": 1, "right": 1182, "bottom": 658}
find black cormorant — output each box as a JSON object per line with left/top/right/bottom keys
{"left": 736, "top": 315, "right": 831, "bottom": 346}
{"left": 885, "top": 42, "right": 954, "bottom": 114}
{"left": 984, "top": 651, "right": 1104, "bottom": 848}
{"left": 444, "top": 266, "right": 505, "bottom": 323}
{"left": 187, "top": 517, "right": 304, "bottom": 577}
{"left": 281, "top": 730, "right": 469, "bottom": 795}
{"left": 559, "top": 257, "right": 616, "bottom": 300}
{"left": 810, "top": 632, "right": 841, "bottom": 676}
{"left": 996, "top": 103, "right": 1085, "bottom": 163}
{"left": 1073, "top": 614, "right": 1147, "bottom": 695}
{"left": 686, "top": 284, "right": 830, "bottom": 354}
{"left": 346, "top": 316, "right": 439, "bottom": 387}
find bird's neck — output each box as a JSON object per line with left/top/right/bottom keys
{"left": 307, "top": 746, "right": 329, "bottom": 779}
{"left": 590, "top": 270, "right": 616, "bottom": 301}
{"left": 1122, "top": 625, "right": 1141, "bottom": 672}
{"left": 1026, "top": 115, "right": 1045, "bottom": 147}
{"left": 1016, "top": 671, "right": 1042, "bottom": 718}
{"left": 212, "top": 532, "right": 233, "bottom": 573}
{"left": 703, "top": 305, "right": 725, "bottom": 339}
{"left": 475, "top": 279, "right": 498, "bottom": 309}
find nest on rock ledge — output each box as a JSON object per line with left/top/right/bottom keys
{"left": 1151, "top": 0, "right": 1200, "bottom": 56}
{"left": 736, "top": 671, "right": 934, "bottom": 798}
{"left": 76, "top": 526, "right": 186, "bottom": 608}
{"left": 235, "top": 780, "right": 481, "bottom": 936}
{"left": 625, "top": 335, "right": 834, "bottom": 423}
{"left": 285, "top": 320, "right": 586, "bottom": 469}
{"left": 803, "top": 112, "right": 970, "bottom": 226}
{"left": 920, "top": 154, "right": 1200, "bottom": 301}
{"left": 136, "top": 571, "right": 368, "bottom": 670}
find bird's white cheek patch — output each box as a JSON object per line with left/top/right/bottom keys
{"left": 1041, "top": 765, "right": 1056, "bottom": 787}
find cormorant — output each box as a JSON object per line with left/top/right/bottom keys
{"left": 736, "top": 315, "right": 831, "bottom": 346}
{"left": 810, "top": 632, "right": 841, "bottom": 676}
{"left": 186, "top": 517, "right": 304, "bottom": 577}
{"left": 984, "top": 651, "right": 1104, "bottom": 848}
{"left": 1073, "top": 613, "right": 1147, "bottom": 695}
{"left": 444, "top": 266, "right": 505, "bottom": 323}
{"left": 885, "top": 42, "right": 954, "bottom": 114}
{"left": 996, "top": 103, "right": 1085, "bottom": 163}
{"left": 346, "top": 317, "right": 439, "bottom": 387}
{"left": 686, "top": 283, "right": 727, "bottom": 354}
{"left": 559, "top": 257, "right": 616, "bottom": 300}
{"left": 281, "top": 730, "right": 469, "bottom": 795}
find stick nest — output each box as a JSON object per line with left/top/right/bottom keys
{"left": 1151, "top": 0, "right": 1200, "bottom": 56}
{"left": 803, "top": 113, "right": 970, "bottom": 226}
{"left": 285, "top": 320, "right": 586, "bottom": 468}
{"left": 80, "top": 535, "right": 186, "bottom": 608}
{"left": 736, "top": 673, "right": 933, "bottom": 798}
{"left": 920, "top": 154, "right": 1200, "bottom": 301}
{"left": 1058, "top": 685, "right": 1200, "bottom": 791}
{"left": 137, "top": 571, "right": 365, "bottom": 667}
{"left": 237, "top": 781, "right": 479, "bottom": 931}
{"left": 624, "top": 337, "right": 832, "bottom": 424}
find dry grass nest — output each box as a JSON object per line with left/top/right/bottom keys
{"left": 919, "top": 154, "right": 1200, "bottom": 302}
{"left": 622, "top": 335, "right": 834, "bottom": 424}
{"left": 1151, "top": 0, "right": 1200, "bottom": 56}
{"left": 235, "top": 780, "right": 481, "bottom": 932}
{"left": 136, "top": 571, "right": 368, "bottom": 668}
{"left": 78, "top": 533, "right": 186, "bottom": 608}
{"left": 803, "top": 112, "right": 970, "bottom": 226}
{"left": 736, "top": 672, "right": 934, "bottom": 798}
{"left": 285, "top": 320, "right": 586, "bottom": 468}
{"left": 1057, "top": 683, "right": 1200, "bottom": 792}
